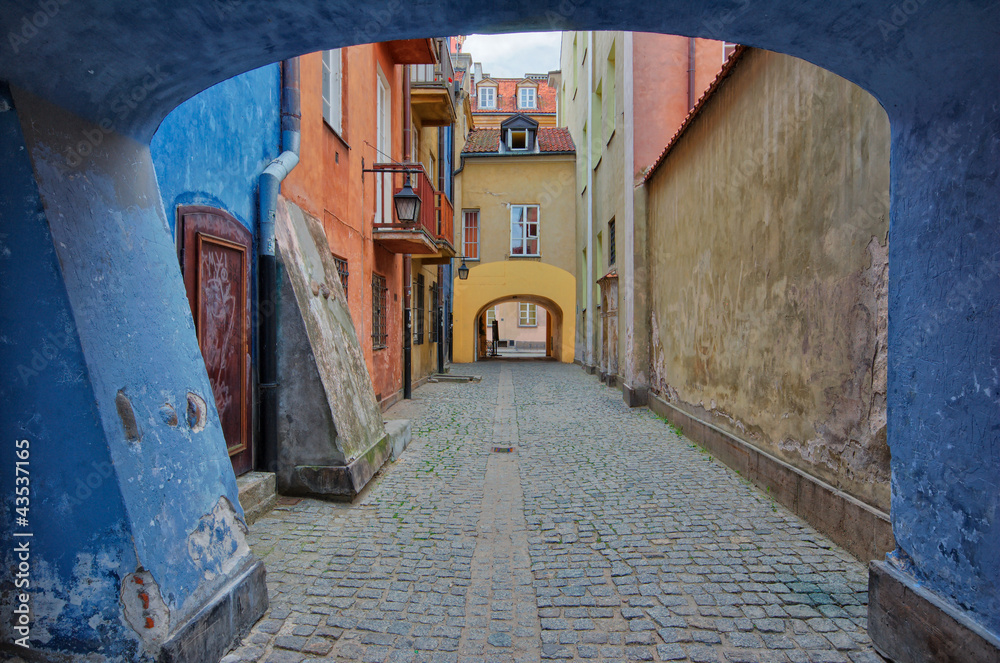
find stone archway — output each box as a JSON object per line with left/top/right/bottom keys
{"left": 474, "top": 295, "right": 564, "bottom": 362}
{"left": 1, "top": 1, "right": 998, "bottom": 660}
{"left": 453, "top": 261, "right": 575, "bottom": 364}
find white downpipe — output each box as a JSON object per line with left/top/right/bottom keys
{"left": 585, "top": 31, "right": 595, "bottom": 369}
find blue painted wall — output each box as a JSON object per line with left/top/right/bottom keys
{"left": 151, "top": 64, "right": 281, "bottom": 237}
{"left": 0, "top": 84, "right": 141, "bottom": 657}
{"left": 3, "top": 84, "right": 261, "bottom": 658}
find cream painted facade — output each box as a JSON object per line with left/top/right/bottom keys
{"left": 452, "top": 152, "right": 577, "bottom": 363}
{"left": 558, "top": 31, "right": 727, "bottom": 402}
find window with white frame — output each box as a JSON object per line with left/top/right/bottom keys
{"left": 322, "top": 49, "right": 343, "bottom": 133}
{"left": 518, "top": 302, "right": 537, "bottom": 327}
{"left": 485, "top": 308, "right": 496, "bottom": 326}
{"left": 510, "top": 205, "right": 539, "bottom": 256}
{"left": 518, "top": 86, "right": 536, "bottom": 109}
{"left": 478, "top": 85, "right": 496, "bottom": 109}
{"left": 507, "top": 128, "right": 528, "bottom": 150}
{"left": 463, "top": 210, "right": 480, "bottom": 260}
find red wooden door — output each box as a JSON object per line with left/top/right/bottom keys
{"left": 178, "top": 206, "right": 253, "bottom": 476}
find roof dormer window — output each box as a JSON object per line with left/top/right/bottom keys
{"left": 500, "top": 114, "right": 540, "bottom": 153}
{"left": 478, "top": 85, "right": 496, "bottom": 109}
{"left": 507, "top": 128, "right": 530, "bottom": 150}
{"left": 518, "top": 86, "right": 537, "bottom": 109}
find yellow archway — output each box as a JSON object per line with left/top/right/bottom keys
{"left": 454, "top": 261, "right": 576, "bottom": 364}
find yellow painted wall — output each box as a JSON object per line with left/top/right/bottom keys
{"left": 453, "top": 261, "right": 576, "bottom": 363}
{"left": 458, "top": 155, "right": 576, "bottom": 270}
{"left": 453, "top": 152, "right": 577, "bottom": 363}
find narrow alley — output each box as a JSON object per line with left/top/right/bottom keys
{"left": 226, "top": 363, "right": 879, "bottom": 663}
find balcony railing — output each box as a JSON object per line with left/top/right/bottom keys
{"left": 370, "top": 162, "right": 454, "bottom": 248}
{"left": 409, "top": 38, "right": 456, "bottom": 91}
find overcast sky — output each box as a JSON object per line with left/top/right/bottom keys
{"left": 460, "top": 33, "right": 563, "bottom": 78}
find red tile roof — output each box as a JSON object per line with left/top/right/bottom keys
{"left": 462, "top": 127, "right": 575, "bottom": 154}
{"left": 472, "top": 78, "right": 558, "bottom": 115}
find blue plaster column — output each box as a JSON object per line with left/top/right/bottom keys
{"left": 873, "top": 83, "right": 1000, "bottom": 655}
{"left": 0, "top": 86, "right": 267, "bottom": 660}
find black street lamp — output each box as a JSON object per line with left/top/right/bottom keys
{"left": 457, "top": 259, "right": 470, "bottom": 280}
{"left": 393, "top": 172, "right": 421, "bottom": 223}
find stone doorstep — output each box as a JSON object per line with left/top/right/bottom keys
{"left": 386, "top": 419, "right": 412, "bottom": 461}
{"left": 430, "top": 373, "right": 482, "bottom": 382}
{"left": 868, "top": 561, "right": 1000, "bottom": 663}
{"left": 236, "top": 471, "right": 277, "bottom": 525}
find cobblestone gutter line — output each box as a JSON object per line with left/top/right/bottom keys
{"left": 458, "top": 365, "right": 542, "bottom": 663}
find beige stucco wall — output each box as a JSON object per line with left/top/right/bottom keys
{"left": 645, "top": 48, "right": 891, "bottom": 511}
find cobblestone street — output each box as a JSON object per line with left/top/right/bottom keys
{"left": 226, "top": 362, "right": 882, "bottom": 663}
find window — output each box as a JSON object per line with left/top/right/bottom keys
{"left": 519, "top": 302, "right": 537, "bottom": 327}
{"left": 333, "top": 255, "right": 349, "bottom": 300}
{"left": 518, "top": 86, "right": 536, "bottom": 109}
{"left": 510, "top": 205, "right": 539, "bottom": 256}
{"left": 485, "top": 308, "right": 496, "bottom": 326}
{"left": 429, "top": 282, "right": 440, "bottom": 343}
{"left": 375, "top": 67, "right": 391, "bottom": 222}
{"left": 371, "top": 273, "right": 387, "bottom": 350}
{"left": 478, "top": 85, "right": 496, "bottom": 109}
{"left": 414, "top": 274, "right": 425, "bottom": 345}
{"left": 507, "top": 129, "right": 528, "bottom": 150}
{"left": 322, "top": 49, "right": 343, "bottom": 134}
{"left": 463, "top": 210, "right": 480, "bottom": 260}
{"left": 608, "top": 219, "right": 616, "bottom": 266}
{"left": 604, "top": 45, "right": 616, "bottom": 141}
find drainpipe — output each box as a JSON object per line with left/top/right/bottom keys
{"left": 585, "top": 31, "right": 595, "bottom": 370}
{"left": 259, "top": 58, "right": 301, "bottom": 472}
{"left": 687, "top": 38, "right": 697, "bottom": 111}
{"left": 402, "top": 65, "right": 413, "bottom": 400}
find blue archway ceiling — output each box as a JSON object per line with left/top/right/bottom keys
{"left": 0, "top": 0, "right": 996, "bottom": 139}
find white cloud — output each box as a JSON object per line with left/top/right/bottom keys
{"left": 460, "top": 32, "right": 562, "bottom": 78}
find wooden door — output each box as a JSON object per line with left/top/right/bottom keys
{"left": 178, "top": 206, "right": 253, "bottom": 476}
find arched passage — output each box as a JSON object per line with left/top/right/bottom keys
{"left": 1, "top": 1, "right": 998, "bottom": 660}
{"left": 475, "top": 295, "right": 562, "bottom": 361}
{"left": 454, "top": 261, "right": 575, "bottom": 364}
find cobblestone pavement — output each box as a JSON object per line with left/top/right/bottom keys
{"left": 225, "top": 362, "right": 883, "bottom": 663}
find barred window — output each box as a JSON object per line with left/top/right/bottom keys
{"left": 372, "top": 273, "right": 387, "bottom": 350}
{"left": 414, "top": 274, "right": 425, "bottom": 345}
{"left": 333, "top": 255, "right": 349, "bottom": 300}
{"left": 429, "top": 282, "right": 440, "bottom": 343}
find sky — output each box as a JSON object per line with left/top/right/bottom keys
{"left": 460, "top": 33, "right": 563, "bottom": 78}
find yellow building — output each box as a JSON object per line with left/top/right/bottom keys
{"left": 453, "top": 113, "right": 578, "bottom": 363}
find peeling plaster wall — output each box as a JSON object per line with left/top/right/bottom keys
{"left": 3, "top": 86, "right": 256, "bottom": 659}
{"left": 645, "top": 49, "right": 891, "bottom": 511}
{"left": 0, "top": 83, "right": 141, "bottom": 658}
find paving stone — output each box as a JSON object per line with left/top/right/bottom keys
{"left": 223, "top": 362, "right": 882, "bottom": 663}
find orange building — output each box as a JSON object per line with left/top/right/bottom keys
{"left": 282, "top": 38, "right": 458, "bottom": 407}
